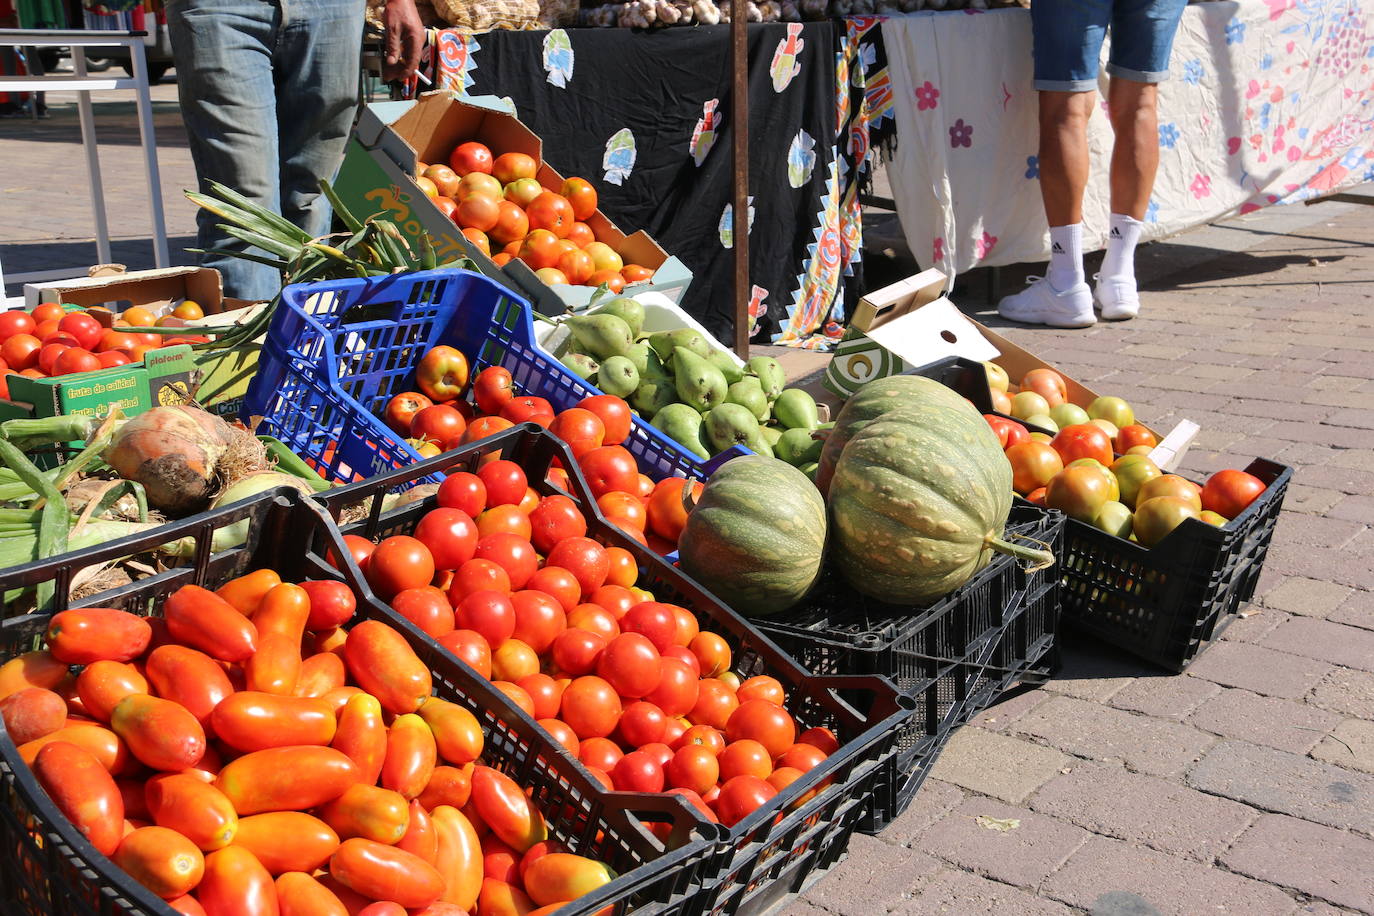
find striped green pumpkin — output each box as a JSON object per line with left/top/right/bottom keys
{"left": 678, "top": 455, "right": 827, "bottom": 616}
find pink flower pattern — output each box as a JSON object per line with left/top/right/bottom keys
{"left": 975, "top": 230, "right": 998, "bottom": 259}
{"left": 932, "top": 237, "right": 945, "bottom": 264}
{"left": 915, "top": 81, "right": 940, "bottom": 111}
{"left": 1191, "top": 174, "right": 1213, "bottom": 199}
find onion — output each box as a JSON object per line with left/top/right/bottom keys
{"left": 103, "top": 406, "right": 238, "bottom": 515}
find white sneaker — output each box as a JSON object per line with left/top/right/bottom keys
{"left": 997, "top": 276, "right": 1095, "bottom": 329}
{"left": 1094, "top": 273, "right": 1140, "bottom": 321}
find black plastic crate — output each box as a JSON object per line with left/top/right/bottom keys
{"left": 1036, "top": 457, "right": 1291, "bottom": 672}
{"left": 754, "top": 504, "right": 1064, "bottom": 832}
{"left": 316, "top": 424, "right": 914, "bottom": 916}
{"left": 0, "top": 490, "right": 717, "bottom": 916}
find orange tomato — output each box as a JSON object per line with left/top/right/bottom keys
{"left": 343, "top": 620, "right": 432, "bottom": 716}
{"left": 145, "top": 645, "right": 234, "bottom": 733}
{"left": 525, "top": 192, "right": 575, "bottom": 238}
{"left": 469, "top": 766, "right": 548, "bottom": 853}
{"left": 214, "top": 746, "right": 361, "bottom": 815}
{"left": 478, "top": 504, "right": 534, "bottom": 540}
{"left": 233, "top": 811, "right": 340, "bottom": 874}
{"left": 457, "top": 194, "right": 501, "bottom": 233}
{"left": 20, "top": 721, "right": 133, "bottom": 774}
{"left": 419, "top": 765, "right": 474, "bottom": 811}
{"left": 621, "top": 264, "right": 654, "bottom": 284}
{"left": 431, "top": 805, "right": 484, "bottom": 908}
{"left": 330, "top": 838, "right": 445, "bottom": 908}
{"left": 253, "top": 582, "right": 311, "bottom": 643}
{"left": 560, "top": 178, "right": 598, "bottom": 221}
{"left": 398, "top": 798, "right": 439, "bottom": 864}
{"left": 320, "top": 782, "right": 411, "bottom": 844}
{"left": 215, "top": 568, "right": 282, "bottom": 616}
{"left": 647, "top": 478, "right": 702, "bottom": 542}
{"left": 146, "top": 773, "right": 238, "bottom": 851}
{"left": 331, "top": 692, "right": 388, "bottom": 785}
{"left": 492, "top": 152, "right": 537, "bottom": 184}
{"left": 566, "top": 221, "right": 595, "bottom": 247}
{"left": 212, "top": 692, "right": 337, "bottom": 753}
{"left": 556, "top": 248, "right": 594, "bottom": 285}
{"left": 598, "top": 491, "right": 647, "bottom": 533}
{"left": 524, "top": 853, "right": 613, "bottom": 907}
{"left": 477, "top": 878, "right": 535, "bottom": 916}
{"left": 1005, "top": 440, "right": 1064, "bottom": 496}
{"left": 415, "top": 176, "right": 440, "bottom": 198}
{"left": 295, "top": 652, "right": 347, "bottom": 698}
{"left": 164, "top": 585, "right": 258, "bottom": 662}
{"left": 110, "top": 694, "right": 206, "bottom": 772}
{"left": 534, "top": 267, "right": 569, "bottom": 287}
{"left": 462, "top": 415, "right": 516, "bottom": 446}
{"left": 492, "top": 253, "right": 513, "bottom": 267}
{"left": 274, "top": 871, "right": 350, "bottom": 916}
{"left": 382, "top": 713, "right": 438, "bottom": 800}
{"left": 604, "top": 547, "right": 637, "bottom": 588}
{"left": 488, "top": 201, "right": 529, "bottom": 247}
{"left": 75, "top": 660, "right": 148, "bottom": 723}
{"left": 461, "top": 227, "right": 492, "bottom": 255}
{"left": 46, "top": 607, "right": 150, "bottom": 665}
{"left": 0, "top": 649, "right": 67, "bottom": 699}
{"left": 34, "top": 741, "right": 124, "bottom": 855}
{"left": 584, "top": 270, "right": 625, "bottom": 293}
{"left": 198, "top": 845, "right": 276, "bottom": 915}
{"left": 244, "top": 632, "right": 302, "bottom": 696}
{"left": 114, "top": 826, "right": 205, "bottom": 899}
{"left": 517, "top": 229, "right": 562, "bottom": 270}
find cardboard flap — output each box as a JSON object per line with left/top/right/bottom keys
{"left": 24, "top": 267, "right": 226, "bottom": 315}
{"left": 852, "top": 267, "right": 948, "bottom": 332}
{"left": 864, "top": 298, "right": 1000, "bottom": 368}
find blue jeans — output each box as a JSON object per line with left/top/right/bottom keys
{"left": 1032, "top": 0, "right": 1189, "bottom": 92}
{"left": 167, "top": 0, "right": 364, "bottom": 300}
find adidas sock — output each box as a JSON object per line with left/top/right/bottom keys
{"left": 1047, "top": 223, "right": 1085, "bottom": 291}
{"left": 1101, "top": 213, "right": 1143, "bottom": 284}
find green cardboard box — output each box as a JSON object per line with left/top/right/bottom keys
{"left": 0, "top": 345, "right": 199, "bottom": 424}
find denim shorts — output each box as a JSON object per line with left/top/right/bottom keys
{"left": 1031, "top": 0, "right": 1189, "bottom": 91}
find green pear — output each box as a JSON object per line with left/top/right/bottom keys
{"left": 775, "top": 427, "right": 823, "bottom": 467}
{"left": 747, "top": 356, "right": 786, "bottom": 402}
{"left": 704, "top": 403, "right": 772, "bottom": 456}
{"left": 591, "top": 296, "right": 645, "bottom": 337}
{"left": 652, "top": 403, "right": 711, "bottom": 459}
{"left": 597, "top": 355, "right": 640, "bottom": 398}
{"left": 673, "top": 347, "right": 727, "bottom": 413}
{"left": 630, "top": 376, "right": 679, "bottom": 418}
{"left": 708, "top": 349, "right": 745, "bottom": 385}
{"left": 648, "top": 328, "right": 711, "bottom": 362}
{"left": 561, "top": 353, "right": 598, "bottom": 380}
{"left": 623, "top": 342, "right": 652, "bottom": 377}
{"left": 759, "top": 425, "right": 783, "bottom": 447}
{"left": 641, "top": 347, "right": 671, "bottom": 380}
{"left": 772, "top": 388, "right": 819, "bottom": 430}
{"left": 566, "top": 313, "right": 634, "bottom": 361}
{"left": 725, "top": 378, "right": 769, "bottom": 422}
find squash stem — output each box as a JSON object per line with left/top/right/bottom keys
{"left": 985, "top": 534, "right": 1055, "bottom": 572}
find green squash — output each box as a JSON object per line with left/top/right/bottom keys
{"left": 816, "top": 375, "right": 974, "bottom": 497}
{"left": 828, "top": 392, "right": 1053, "bottom": 606}
{"left": 678, "top": 455, "right": 827, "bottom": 616}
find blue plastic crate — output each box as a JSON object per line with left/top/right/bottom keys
{"left": 242, "top": 268, "right": 747, "bottom": 486}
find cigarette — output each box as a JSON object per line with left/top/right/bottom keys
{"left": 415, "top": 70, "right": 432, "bottom": 86}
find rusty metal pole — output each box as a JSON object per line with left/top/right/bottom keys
{"left": 730, "top": 0, "right": 750, "bottom": 360}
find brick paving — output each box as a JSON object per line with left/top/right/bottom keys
{"left": 790, "top": 204, "right": 1374, "bottom": 913}
{"left": 4, "top": 86, "right": 1374, "bottom": 916}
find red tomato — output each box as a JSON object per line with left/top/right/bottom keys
{"left": 1050, "top": 424, "right": 1114, "bottom": 467}
{"left": 330, "top": 837, "right": 444, "bottom": 908}
{"left": 0, "top": 333, "right": 42, "bottom": 371}
{"left": 384, "top": 393, "right": 434, "bottom": 435}
{"left": 577, "top": 446, "right": 638, "bottom": 499}
{"left": 667, "top": 745, "right": 719, "bottom": 796}
{"left": 368, "top": 536, "right": 436, "bottom": 599}
{"left": 689, "top": 679, "right": 739, "bottom": 731}
{"left": 58, "top": 313, "right": 102, "bottom": 349}
{"left": 34, "top": 742, "right": 124, "bottom": 855}
{"left": 549, "top": 628, "right": 606, "bottom": 677}
{"left": 611, "top": 751, "right": 664, "bottom": 793}
{"left": 518, "top": 230, "right": 563, "bottom": 271}
{"left": 476, "top": 504, "right": 532, "bottom": 541}
{"left": 663, "top": 645, "right": 700, "bottom": 677}
{"left": 528, "top": 495, "right": 588, "bottom": 554}
{"left": 604, "top": 547, "right": 638, "bottom": 588}
{"left": 778, "top": 742, "right": 828, "bottom": 773}
{"left": 560, "top": 676, "right": 622, "bottom": 740}
{"left": 648, "top": 479, "right": 702, "bottom": 543}
{"left": 455, "top": 590, "right": 517, "bottom": 647}
{"left": 450, "top": 142, "right": 493, "bottom": 176}
{"left": 525, "top": 566, "right": 582, "bottom": 613}
{"left": 0, "top": 309, "right": 37, "bottom": 340}
{"left": 473, "top": 366, "right": 515, "bottom": 416}
{"left": 36, "top": 342, "right": 68, "bottom": 375}
{"left": 984, "top": 414, "right": 1032, "bottom": 450}
{"left": 491, "top": 638, "right": 539, "bottom": 683}
{"left": 113, "top": 826, "right": 205, "bottom": 899}
{"left": 617, "top": 700, "right": 667, "bottom": 747}
{"left": 469, "top": 766, "right": 548, "bottom": 852}
{"left": 473, "top": 534, "right": 539, "bottom": 589}
{"left": 673, "top": 724, "right": 724, "bottom": 755}
{"left": 578, "top": 736, "right": 623, "bottom": 773}
{"left": 548, "top": 409, "right": 605, "bottom": 459}
{"left": 411, "top": 405, "right": 468, "bottom": 450}
{"left": 477, "top": 461, "right": 528, "bottom": 507}
{"left": 1201, "top": 469, "right": 1266, "bottom": 519}
{"left": 586, "top": 270, "right": 626, "bottom": 294}
{"left": 545, "top": 537, "right": 609, "bottom": 597}
{"left": 526, "top": 192, "right": 575, "bottom": 238}
{"left": 448, "top": 558, "right": 511, "bottom": 603}
{"left": 391, "top": 587, "right": 456, "bottom": 639}
{"left": 31, "top": 302, "right": 65, "bottom": 324}
{"left": 301, "top": 579, "right": 357, "bottom": 630}
{"left": 576, "top": 395, "right": 631, "bottom": 446}
{"left": 596, "top": 632, "right": 661, "bottom": 699}
{"left": 598, "top": 491, "right": 647, "bottom": 534}
{"left": 414, "top": 507, "right": 480, "bottom": 572}
{"left": 646, "top": 657, "right": 700, "bottom": 718}
{"left": 566, "top": 603, "right": 620, "bottom": 642}
{"left": 437, "top": 471, "right": 487, "bottom": 517}
{"left": 798, "top": 726, "right": 840, "bottom": 755}
{"left": 47, "top": 607, "right": 151, "bottom": 665}
{"left": 588, "top": 584, "right": 635, "bottom": 619}
{"left": 736, "top": 675, "right": 785, "bottom": 706}
{"left": 329, "top": 534, "right": 376, "bottom": 575}
{"left": 510, "top": 590, "right": 567, "bottom": 654}
{"left": 52, "top": 347, "right": 101, "bottom": 377}
{"left": 1116, "top": 424, "right": 1158, "bottom": 453}
{"left": 98, "top": 350, "right": 132, "bottom": 368}
{"left": 726, "top": 700, "right": 796, "bottom": 759}
{"left": 689, "top": 632, "right": 732, "bottom": 678}
{"left": 438, "top": 629, "right": 494, "bottom": 680}
{"left": 714, "top": 775, "right": 778, "bottom": 827}
{"left": 1020, "top": 368, "right": 1068, "bottom": 407}
{"left": 620, "top": 602, "right": 678, "bottom": 653}
{"left": 500, "top": 395, "right": 555, "bottom": 428}
{"left": 719, "top": 739, "right": 773, "bottom": 781}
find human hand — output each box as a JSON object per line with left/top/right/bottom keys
{"left": 383, "top": 0, "right": 426, "bottom": 83}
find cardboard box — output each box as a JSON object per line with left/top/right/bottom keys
{"left": 335, "top": 92, "right": 693, "bottom": 315}
{"left": 822, "top": 269, "right": 1197, "bottom": 470}
{"left": 0, "top": 345, "right": 199, "bottom": 424}
{"left": 22, "top": 266, "right": 241, "bottom": 317}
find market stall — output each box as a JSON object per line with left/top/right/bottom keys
{"left": 882, "top": 0, "right": 1374, "bottom": 276}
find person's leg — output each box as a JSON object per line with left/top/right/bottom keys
{"left": 166, "top": 0, "right": 282, "bottom": 301}
{"left": 274, "top": 0, "right": 365, "bottom": 241}
{"left": 999, "top": 0, "right": 1108, "bottom": 329}
{"left": 1096, "top": 0, "right": 1187, "bottom": 319}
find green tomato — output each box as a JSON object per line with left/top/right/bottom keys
{"left": 1093, "top": 501, "right": 1134, "bottom": 539}
{"left": 1011, "top": 391, "right": 1051, "bottom": 421}
{"left": 1050, "top": 403, "right": 1090, "bottom": 429}
{"left": 983, "top": 361, "right": 1010, "bottom": 392}
{"left": 1088, "top": 395, "right": 1135, "bottom": 429}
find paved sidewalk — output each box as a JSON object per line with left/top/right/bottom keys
{"left": 786, "top": 204, "right": 1374, "bottom": 915}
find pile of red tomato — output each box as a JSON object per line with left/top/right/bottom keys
{"left": 0, "top": 302, "right": 210, "bottom": 398}
{"left": 414, "top": 142, "right": 653, "bottom": 294}
{"left": 382, "top": 345, "right": 695, "bottom": 557}
{"left": 341, "top": 460, "right": 840, "bottom": 832}
{"left": 2, "top": 576, "right": 621, "bottom": 915}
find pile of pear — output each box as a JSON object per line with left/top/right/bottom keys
{"left": 558, "top": 297, "right": 827, "bottom": 474}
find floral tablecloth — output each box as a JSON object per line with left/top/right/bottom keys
{"left": 883, "top": 0, "right": 1374, "bottom": 277}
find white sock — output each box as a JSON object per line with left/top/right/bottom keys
{"left": 1101, "top": 213, "right": 1143, "bottom": 284}
{"left": 1047, "top": 223, "right": 1084, "bottom": 291}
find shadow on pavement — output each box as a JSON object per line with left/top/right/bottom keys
{"left": 2, "top": 236, "right": 198, "bottom": 284}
